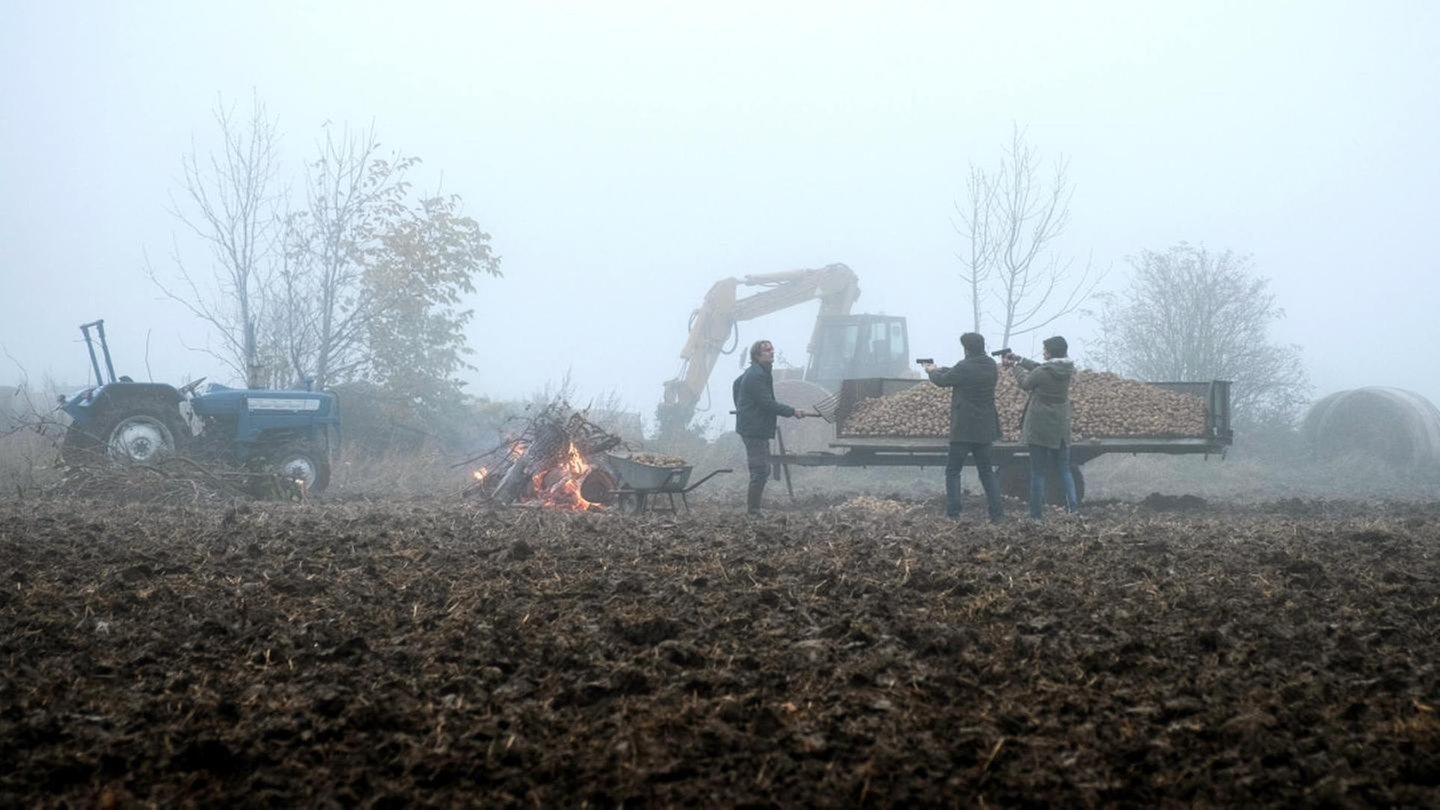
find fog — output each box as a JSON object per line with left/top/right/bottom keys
{"left": 3, "top": 1, "right": 1437, "bottom": 428}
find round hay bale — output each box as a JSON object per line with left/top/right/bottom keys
{"left": 1302, "top": 387, "right": 1440, "bottom": 468}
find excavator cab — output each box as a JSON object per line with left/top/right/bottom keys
{"left": 805, "top": 315, "right": 910, "bottom": 388}
{"left": 658, "top": 265, "right": 911, "bottom": 437}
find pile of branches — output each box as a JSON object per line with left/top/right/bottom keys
{"left": 46, "top": 457, "right": 303, "bottom": 505}
{"left": 461, "top": 400, "right": 625, "bottom": 505}
{"left": 40, "top": 458, "right": 289, "bottom": 501}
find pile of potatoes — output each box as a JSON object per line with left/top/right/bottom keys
{"left": 833, "top": 496, "right": 922, "bottom": 516}
{"left": 844, "top": 369, "right": 1209, "bottom": 440}
{"left": 624, "top": 451, "right": 690, "bottom": 468}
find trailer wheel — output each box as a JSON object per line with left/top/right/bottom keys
{"left": 999, "top": 463, "right": 1028, "bottom": 501}
{"left": 997, "top": 461, "right": 1086, "bottom": 506}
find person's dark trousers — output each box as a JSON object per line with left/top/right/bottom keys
{"left": 1027, "top": 441, "right": 1079, "bottom": 519}
{"left": 742, "top": 436, "right": 771, "bottom": 514}
{"left": 946, "top": 441, "right": 1004, "bottom": 520}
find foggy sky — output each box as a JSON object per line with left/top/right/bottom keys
{"left": 3, "top": 1, "right": 1437, "bottom": 432}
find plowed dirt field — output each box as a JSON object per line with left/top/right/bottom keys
{"left": 3, "top": 497, "right": 1438, "bottom": 806}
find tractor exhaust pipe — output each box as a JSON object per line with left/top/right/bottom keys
{"left": 79, "top": 319, "right": 117, "bottom": 385}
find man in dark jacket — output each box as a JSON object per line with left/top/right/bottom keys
{"left": 923, "top": 332, "right": 1003, "bottom": 521}
{"left": 733, "top": 339, "right": 806, "bottom": 515}
{"left": 1003, "top": 335, "right": 1079, "bottom": 519}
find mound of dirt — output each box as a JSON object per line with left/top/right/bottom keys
{"left": 1139, "top": 492, "right": 1209, "bottom": 512}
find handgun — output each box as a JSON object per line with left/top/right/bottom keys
{"left": 915, "top": 358, "right": 934, "bottom": 365}
{"left": 990, "top": 348, "right": 1013, "bottom": 357}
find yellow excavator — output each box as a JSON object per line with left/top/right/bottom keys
{"left": 657, "top": 263, "right": 911, "bottom": 444}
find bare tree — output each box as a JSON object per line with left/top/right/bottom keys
{"left": 278, "top": 125, "right": 417, "bottom": 388}
{"left": 1096, "top": 243, "right": 1311, "bottom": 425}
{"left": 952, "top": 165, "right": 998, "bottom": 332}
{"left": 148, "top": 94, "right": 282, "bottom": 387}
{"left": 956, "top": 126, "right": 1102, "bottom": 346}
{"left": 150, "top": 108, "right": 501, "bottom": 401}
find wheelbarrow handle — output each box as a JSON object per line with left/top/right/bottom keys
{"left": 681, "top": 468, "right": 733, "bottom": 493}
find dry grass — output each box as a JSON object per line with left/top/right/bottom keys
{"left": 1082, "top": 452, "right": 1440, "bottom": 502}
{"left": 328, "top": 447, "right": 478, "bottom": 498}
{"left": 6, "top": 420, "right": 1434, "bottom": 507}
{"left": 0, "top": 428, "right": 65, "bottom": 497}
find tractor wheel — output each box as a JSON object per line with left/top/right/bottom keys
{"left": 86, "top": 408, "right": 187, "bottom": 466}
{"left": 269, "top": 444, "right": 332, "bottom": 495}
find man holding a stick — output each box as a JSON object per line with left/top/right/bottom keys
{"left": 733, "top": 340, "right": 806, "bottom": 516}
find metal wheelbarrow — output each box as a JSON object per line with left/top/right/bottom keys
{"left": 604, "top": 453, "right": 732, "bottom": 515}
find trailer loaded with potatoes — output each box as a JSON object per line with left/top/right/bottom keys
{"left": 775, "top": 371, "right": 1233, "bottom": 502}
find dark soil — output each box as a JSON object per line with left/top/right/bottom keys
{"left": 2, "top": 498, "right": 1438, "bottom": 806}
{"left": 1140, "top": 492, "right": 1209, "bottom": 512}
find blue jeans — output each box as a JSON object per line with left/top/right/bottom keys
{"left": 946, "top": 442, "right": 1003, "bottom": 520}
{"left": 1028, "top": 442, "right": 1078, "bottom": 519}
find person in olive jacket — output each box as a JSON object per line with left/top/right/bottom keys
{"left": 733, "top": 339, "right": 806, "bottom": 516}
{"left": 922, "top": 332, "right": 1003, "bottom": 521}
{"left": 1003, "top": 336, "right": 1079, "bottom": 519}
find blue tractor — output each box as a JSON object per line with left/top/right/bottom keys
{"left": 60, "top": 320, "right": 341, "bottom": 493}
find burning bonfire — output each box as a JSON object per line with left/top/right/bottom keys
{"left": 464, "top": 401, "right": 624, "bottom": 511}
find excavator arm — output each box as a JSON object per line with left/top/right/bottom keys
{"left": 658, "top": 263, "right": 861, "bottom": 432}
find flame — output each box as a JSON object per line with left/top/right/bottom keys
{"left": 475, "top": 440, "right": 605, "bottom": 512}
{"left": 565, "top": 443, "right": 590, "bottom": 476}
{"left": 531, "top": 442, "right": 601, "bottom": 512}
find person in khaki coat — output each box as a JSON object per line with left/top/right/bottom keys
{"left": 1003, "top": 336, "right": 1079, "bottom": 519}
